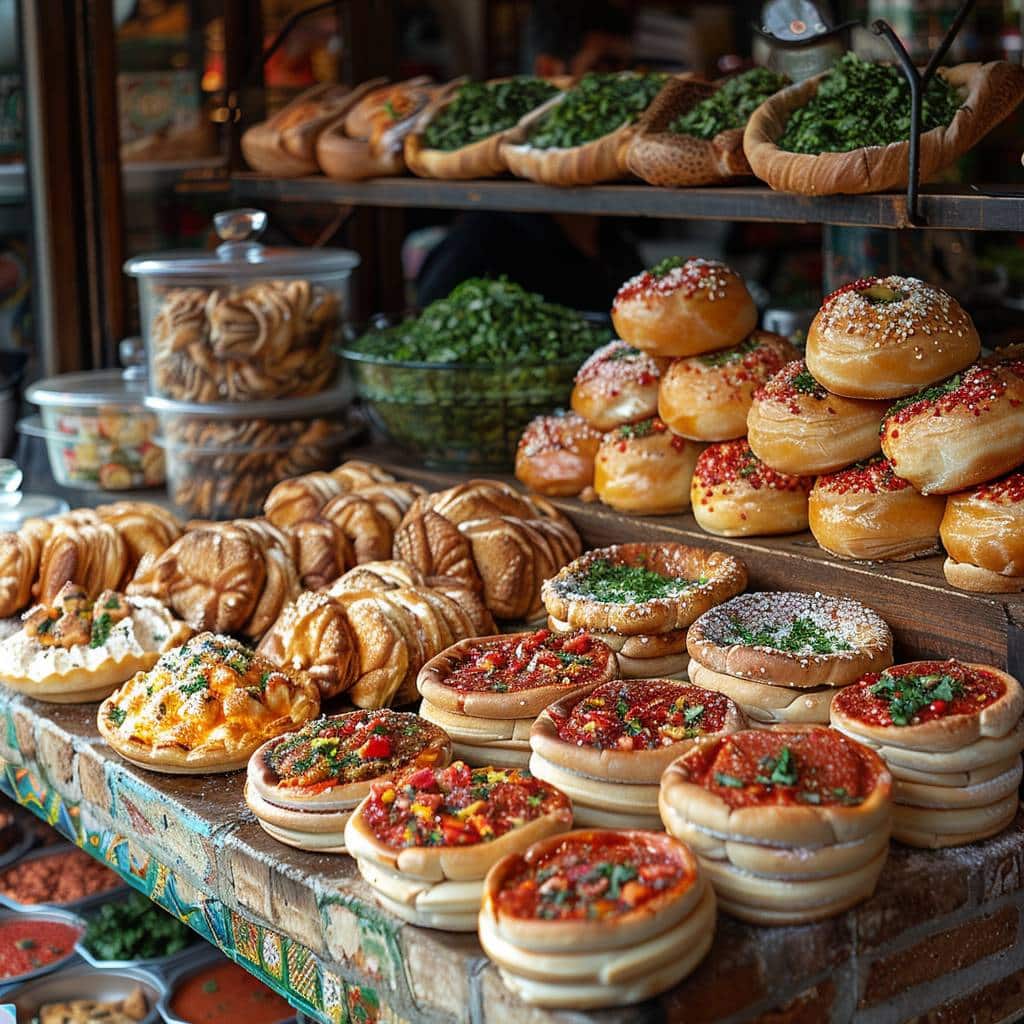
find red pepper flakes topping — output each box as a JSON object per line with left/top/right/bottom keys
{"left": 574, "top": 340, "right": 662, "bottom": 397}
{"left": 518, "top": 411, "right": 603, "bottom": 457}
{"left": 614, "top": 257, "right": 732, "bottom": 309}
{"left": 973, "top": 468, "right": 1024, "bottom": 505}
{"left": 882, "top": 364, "right": 1007, "bottom": 429}
{"left": 816, "top": 456, "right": 911, "bottom": 495}
{"left": 753, "top": 360, "right": 828, "bottom": 415}
{"left": 674, "top": 331, "right": 795, "bottom": 392}
{"left": 816, "top": 274, "right": 972, "bottom": 349}
{"left": 693, "top": 440, "right": 812, "bottom": 494}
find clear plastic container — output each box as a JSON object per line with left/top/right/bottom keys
{"left": 24, "top": 363, "right": 163, "bottom": 491}
{"left": 125, "top": 208, "right": 360, "bottom": 403}
{"left": 147, "top": 385, "right": 358, "bottom": 521}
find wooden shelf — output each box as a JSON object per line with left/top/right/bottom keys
{"left": 232, "top": 174, "right": 1024, "bottom": 232}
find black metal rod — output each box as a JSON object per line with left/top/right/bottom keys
{"left": 924, "top": 0, "right": 977, "bottom": 83}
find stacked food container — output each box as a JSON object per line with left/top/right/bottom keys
{"left": 122, "top": 207, "right": 360, "bottom": 519}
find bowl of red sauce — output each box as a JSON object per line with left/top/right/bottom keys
{"left": 0, "top": 906, "right": 83, "bottom": 986}
{"left": 159, "top": 956, "right": 295, "bottom": 1024}
{"left": 0, "top": 845, "right": 127, "bottom": 913}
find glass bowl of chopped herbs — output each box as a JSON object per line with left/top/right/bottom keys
{"left": 76, "top": 892, "right": 198, "bottom": 969}
{"left": 340, "top": 278, "right": 611, "bottom": 469}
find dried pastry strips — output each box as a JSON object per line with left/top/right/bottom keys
{"left": 245, "top": 709, "right": 450, "bottom": 852}
{"left": 480, "top": 829, "right": 713, "bottom": 1008}
{"left": 831, "top": 660, "right": 1024, "bottom": 847}
{"left": 344, "top": 761, "right": 571, "bottom": 931}
{"left": 530, "top": 679, "right": 746, "bottom": 829}
{"left": 660, "top": 726, "right": 892, "bottom": 924}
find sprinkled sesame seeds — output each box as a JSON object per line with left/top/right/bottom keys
{"left": 614, "top": 257, "right": 734, "bottom": 309}
{"left": 518, "top": 411, "right": 603, "bottom": 457}
{"left": 574, "top": 339, "right": 662, "bottom": 396}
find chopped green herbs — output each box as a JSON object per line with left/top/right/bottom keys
{"left": 106, "top": 705, "right": 127, "bottom": 727}
{"left": 885, "top": 375, "right": 962, "bottom": 420}
{"left": 348, "top": 276, "right": 608, "bottom": 365}
{"left": 83, "top": 892, "right": 194, "bottom": 961}
{"left": 423, "top": 78, "right": 560, "bottom": 151}
{"left": 791, "top": 368, "right": 826, "bottom": 396}
{"left": 699, "top": 337, "right": 757, "bottom": 368}
{"left": 89, "top": 613, "right": 113, "bottom": 649}
{"left": 649, "top": 255, "right": 687, "bottom": 278}
{"left": 869, "top": 671, "right": 964, "bottom": 726}
{"left": 570, "top": 559, "right": 698, "bottom": 604}
{"left": 714, "top": 771, "right": 745, "bottom": 788}
{"left": 778, "top": 52, "right": 961, "bottom": 154}
{"left": 179, "top": 675, "right": 209, "bottom": 698}
{"left": 670, "top": 67, "right": 789, "bottom": 139}
{"left": 722, "top": 614, "right": 852, "bottom": 655}
{"left": 529, "top": 72, "right": 667, "bottom": 149}
{"left": 755, "top": 747, "right": 799, "bottom": 787}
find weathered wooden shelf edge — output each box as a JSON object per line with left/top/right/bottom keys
{"left": 231, "top": 173, "right": 1024, "bottom": 232}
{"left": 375, "top": 456, "right": 1024, "bottom": 671}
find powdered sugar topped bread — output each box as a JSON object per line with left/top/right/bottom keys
{"left": 687, "top": 592, "right": 893, "bottom": 688}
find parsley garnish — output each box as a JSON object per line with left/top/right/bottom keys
{"left": 755, "top": 747, "right": 799, "bottom": 787}
{"left": 649, "top": 255, "right": 687, "bottom": 278}
{"left": 35, "top": 617, "right": 54, "bottom": 635}
{"left": 885, "top": 375, "right": 963, "bottom": 421}
{"left": 683, "top": 704, "right": 704, "bottom": 726}
{"left": 869, "top": 671, "right": 964, "bottom": 727}
{"left": 570, "top": 559, "right": 697, "bottom": 604}
{"left": 714, "top": 771, "right": 745, "bottom": 788}
{"left": 89, "top": 613, "right": 113, "bottom": 648}
{"left": 723, "top": 614, "right": 851, "bottom": 655}
{"left": 791, "top": 368, "right": 826, "bottom": 397}
{"left": 106, "top": 706, "right": 127, "bottom": 727}
{"left": 104, "top": 596, "right": 120, "bottom": 609}
{"left": 179, "top": 674, "right": 208, "bottom": 697}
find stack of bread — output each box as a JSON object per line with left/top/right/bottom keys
{"left": 529, "top": 678, "right": 746, "bottom": 828}
{"left": 393, "top": 480, "right": 581, "bottom": 622}
{"left": 686, "top": 592, "right": 893, "bottom": 727}
{"left": 343, "top": 760, "right": 572, "bottom": 931}
{"left": 479, "top": 829, "right": 715, "bottom": 1009}
{"left": 831, "top": 659, "right": 1024, "bottom": 848}
{"left": 660, "top": 725, "right": 893, "bottom": 924}
{"left": 541, "top": 542, "right": 747, "bottom": 680}
{"left": 416, "top": 628, "right": 619, "bottom": 768}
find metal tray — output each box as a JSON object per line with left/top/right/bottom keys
{"left": 0, "top": 905, "right": 85, "bottom": 989}
{"left": 0, "top": 843, "right": 130, "bottom": 914}
{"left": 3, "top": 961, "right": 165, "bottom": 1024}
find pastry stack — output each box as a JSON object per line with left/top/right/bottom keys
{"left": 479, "top": 829, "right": 715, "bottom": 1009}
{"left": 245, "top": 709, "right": 450, "bottom": 853}
{"left": 660, "top": 725, "right": 893, "bottom": 924}
{"left": 344, "top": 760, "right": 572, "bottom": 931}
{"left": 686, "top": 592, "right": 894, "bottom": 727}
{"left": 530, "top": 678, "right": 746, "bottom": 829}
{"left": 542, "top": 542, "right": 747, "bottom": 680}
{"left": 416, "top": 628, "right": 619, "bottom": 768}
{"left": 831, "top": 659, "right": 1024, "bottom": 848}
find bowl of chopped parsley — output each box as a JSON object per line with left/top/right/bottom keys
{"left": 340, "top": 277, "right": 611, "bottom": 469}
{"left": 744, "top": 52, "right": 1024, "bottom": 195}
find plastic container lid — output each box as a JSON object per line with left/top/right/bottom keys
{"left": 143, "top": 380, "right": 352, "bottom": 420}
{"left": 123, "top": 208, "right": 360, "bottom": 280}
{"left": 25, "top": 369, "right": 148, "bottom": 410}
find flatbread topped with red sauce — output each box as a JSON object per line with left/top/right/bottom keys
{"left": 263, "top": 710, "right": 449, "bottom": 793}
{"left": 554, "top": 680, "right": 735, "bottom": 752}
{"left": 676, "top": 728, "right": 883, "bottom": 810}
{"left": 493, "top": 830, "right": 696, "bottom": 923}
{"left": 362, "top": 761, "right": 570, "bottom": 849}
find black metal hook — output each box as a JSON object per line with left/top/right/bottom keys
{"left": 872, "top": 0, "right": 976, "bottom": 227}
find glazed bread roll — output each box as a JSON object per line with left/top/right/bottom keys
{"left": 571, "top": 340, "right": 664, "bottom": 431}
{"left": 941, "top": 469, "right": 1024, "bottom": 593}
{"left": 514, "top": 411, "right": 603, "bottom": 497}
{"left": 809, "top": 457, "right": 945, "bottom": 562}
{"left": 806, "top": 276, "right": 980, "bottom": 399}
{"left": 746, "top": 360, "right": 887, "bottom": 475}
{"left": 691, "top": 440, "right": 813, "bottom": 537}
{"left": 593, "top": 418, "right": 703, "bottom": 515}
{"left": 880, "top": 362, "right": 1024, "bottom": 495}
{"left": 658, "top": 331, "right": 798, "bottom": 441}
{"left": 611, "top": 257, "right": 757, "bottom": 359}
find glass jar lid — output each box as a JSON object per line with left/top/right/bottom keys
{"left": 123, "top": 208, "right": 360, "bottom": 280}
{"left": 26, "top": 369, "right": 148, "bottom": 410}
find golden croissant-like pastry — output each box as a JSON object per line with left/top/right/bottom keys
{"left": 36, "top": 521, "right": 129, "bottom": 605}
{"left": 320, "top": 493, "right": 393, "bottom": 564}
{"left": 393, "top": 509, "right": 481, "bottom": 590}
{"left": 0, "top": 519, "right": 51, "bottom": 617}
{"left": 263, "top": 471, "right": 347, "bottom": 527}
{"left": 286, "top": 518, "right": 355, "bottom": 590}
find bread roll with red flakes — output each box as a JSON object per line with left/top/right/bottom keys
{"left": 594, "top": 418, "right": 703, "bottom": 515}
{"left": 658, "top": 331, "right": 798, "bottom": 441}
{"left": 809, "top": 457, "right": 945, "bottom": 562}
{"left": 746, "top": 361, "right": 887, "bottom": 476}
{"left": 515, "top": 411, "right": 603, "bottom": 498}
{"left": 806, "top": 276, "right": 980, "bottom": 400}
{"left": 880, "top": 361, "right": 1024, "bottom": 495}
{"left": 942, "top": 469, "right": 1024, "bottom": 593}
{"left": 611, "top": 257, "right": 757, "bottom": 359}
{"left": 691, "top": 440, "right": 812, "bottom": 537}
{"left": 570, "top": 340, "right": 664, "bottom": 431}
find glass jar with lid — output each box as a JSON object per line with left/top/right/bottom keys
{"left": 124, "top": 208, "right": 360, "bottom": 402}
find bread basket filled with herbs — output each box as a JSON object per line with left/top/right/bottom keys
{"left": 743, "top": 52, "right": 1024, "bottom": 195}
{"left": 501, "top": 70, "right": 673, "bottom": 186}
{"left": 404, "top": 76, "right": 565, "bottom": 180}
{"left": 340, "top": 277, "right": 610, "bottom": 469}
{"left": 627, "top": 67, "right": 789, "bottom": 187}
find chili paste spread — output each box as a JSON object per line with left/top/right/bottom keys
{"left": 442, "top": 630, "right": 612, "bottom": 694}
{"left": 265, "top": 710, "right": 446, "bottom": 792}
{"left": 679, "top": 729, "right": 880, "bottom": 809}
{"left": 834, "top": 660, "right": 1004, "bottom": 729}
{"left": 0, "top": 918, "right": 80, "bottom": 978}
{"left": 363, "top": 761, "right": 568, "bottom": 849}
{"left": 495, "top": 832, "right": 693, "bottom": 922}
{"left": 553, "top": 680, "right": 730, "bottom": 751}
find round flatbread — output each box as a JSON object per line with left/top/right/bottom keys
{"left": 893, "top": 760, "right": 1022, "bottom": 810}
{"left": 892, "top": 792, "right": 1019, "bottom": 847}
{"left": 689, "top": 662, "right": 839, "bottom": 725}
{"left": 418, "top": 698, "right": 532, "bottom": 744}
